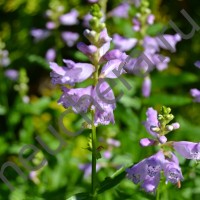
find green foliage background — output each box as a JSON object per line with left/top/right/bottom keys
{"left": 0, "top": 0, "right": 200, "bottom": 199}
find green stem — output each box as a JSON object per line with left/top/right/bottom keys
{"left": 91, "top": 110, "right": 97, "bottom": 199}
{"left": 156, "top": 185, "right": 160, "bottom": 200}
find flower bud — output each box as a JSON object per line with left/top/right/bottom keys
{"left": 166, "top": 125, "right": 173, "bottom": 131}
{"left": 140, "top": 138, "right": 156, "bottom": 147}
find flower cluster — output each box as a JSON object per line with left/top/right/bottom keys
{"left": 127, "top": 106, "right": 200, "bottom": 193}
{"left": 109, "top": 0, "right": 181, "bottom": 97}
{"left": 49, "top": 4, "right": 127, "bottom": 126}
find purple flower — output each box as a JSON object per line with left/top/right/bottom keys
{"left": 190, "top": 88, "right": 200, "bottom": 102}
{"left": 57, "top": 80, "right": 116, "bottom": 126}
{"left": 0, "top": 49, "right": 10, "bottom": 67}
{"left": 4, "top": 69, "right": 18, "bottom": 80}
{"left": 49, "top": 60, "right": 95, "bottom": 85}
{"left": 79, "top": 163, "right": 101, "bottom": 178}
{"left": 77, "top": 42, "right": 97, "bottom": 57}
{"left": 140, "top": 138, "right": 156, "bottom": 147}
{"left": 147, "top": 14, "right": 155, "bottom": 25}
{"left": 163, "top": 153, "right": 183, "bottom": 184}
{"left": 142, "top": 76, "right": 151, "bottom": 97}
{"left": 113, "top": 34, "right": 137, "bottom": 52}
{"left": 107, "top": 138, "right": 121, "bottom": 147}
{"left": 109, "top": 3, "right": 130, "bottom": 18}
{"left": 152, "top": 54, "right": 170, "bottom": 71}
{"left": 58, "top": 86, "right": 93, "bottom": 113}
{"left": 61, "top": 31, "right": 79, "bottom": 47}
{"left": 155, "top": 34, "right": 181, "bottom": 52}
{"left": 93, "top": 81, "right": 116, "bottom": 126}
{"left": 45, "top": 48, "right": 56, "bottom": 62}
{"left": 100, "top": 59, "right": 126, "bottom": 78}
{"left": 194, "top": 61, "right": 200, "bottom": 68}
{"left": 59, "top": 9, "right": 79, "bottom": 25}
{"left": 30, "top": 29, "right": 50, "bottom": 42}
{"left": 143, "top": 36, "right": 159, "bottom": 54}
{"left": 126, "top": 151, "right": 164, "bottom": 193}
{"left": 87, "top": 0, "right": 99, "bottom": 3}
{"left": 173, "top": 141, "right": 200, "bottom": 160}
{"left": 131, "top": 0, "right": 141, "bottom": 7}
{"left": 82, "top": 13, "right": 93, "bottom": 28}
{"left": 46, "top": 21, "right": 56, "bottom": 30}
{"left": 132, "top": 17, "right": 141, "bottom": 32}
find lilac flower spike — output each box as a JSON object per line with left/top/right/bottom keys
{"left": 190, "top": 88, "right": 200, "bottom": 102}
{"left": 173, "top": 141, "right": 200, "bottom": 160}
{"left": 50, "top": 60, "right": 95, "bottom": 85}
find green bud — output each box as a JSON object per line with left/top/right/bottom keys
{"left": 166, "top": 125, "right": 173, "bottom": 131}
{"left": 166, "top": 114, "right": 174, "bottom": 121}
{"left": 158, "top": 114, "right": 164, "bottom": 121}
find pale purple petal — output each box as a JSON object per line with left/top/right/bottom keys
{"left": 4, "top": 69, "right": 18, "bottom": 80}
{"left": 140, "top": 138, "right": 156, "bottom": 147}
{"left": 58, "top": 86, "right": 93, "bottom": 113}
{"left": 132, "top": 0, "right": 141, "bottom": 7}
{"left": 113, "top": 34, "right": 137, "bottom": 52}
{"left": 107, "top": 138, "right": 120, "bottom": 147}
{"left": 93, "top": 81, "right": 116, "bottom": 125}
{"left": 30, "top": 29, "right": 50, "bottom": 42}
{"left": 99, "top": 28, "right": 112, "bottom": 46}
{"left": 109, "top": 3, "right": 130, "bottom": 18}
{"left": 99, "top": 42, "right": 111, "bottom": 58}
{"left": 173, "top": 141, "right": 200, "bottom": 160}
{"left": 171, "top": 122, "right": 180, "bottom": 130}
{"left": 144, "top": 107, "right": 159, "bottom": 137}
{"left": 50, "top": 61, "right": 95, "bottom": 85}
{"left": 101, "top": 49, "right": 128, "bottom": 62}
{"left": 77, "top": 42, "right": 97, "bottom": 56}
{"left": 164, "top": 153, "right": 183, "bottom": 184}
{"left": 143, "top": 36, "right": 159, "bottom": 54}
{"left": 59, "top": 9, "right": 79, "bottom": 25}
{"left": 61, "top": 31, "right": 79, "bottom": 47}
{"left": 142, "top": 76, "right": 151, "bottom": 97}
{"left": 46, "top": 21, "right": 56, "bottom": 30}
{"left": 152, "top": 54, "right": 170, "bottom": 71}
{"left": 88, "top": 0, "right": 98, "bottom": 3}
{"left": 142, "top": 175, "right": 160, "bottom": 193}
{"left": 190, "top": 88, "right": 200, "bottom": 102}
{"left": 82, "top": 13, "right": 93, "bottom": 28}
{"left": 45, "top": 48, "right": 56, "bottom": 62}
{"left": 100, "top": 59, "right": 126, "bottom": 78}
{"left": 132, "top": 17, "right": 141, "bottom": 32}
{"left": 155, "top": 34, "right": 181, "bottom": 52}
{"left": 194, "top": 61, "right": 200, "bottom": 69}
{"left": 147, "top": 14, "right": 155, "bottom": 25}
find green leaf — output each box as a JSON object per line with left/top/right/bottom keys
{"left": 66, "top": 193, "right": 92, "bottom": 200}
{"left": 27, "top": 54, "right": 49, "bottom": 69}
{"left": 97, "top": 164, "right": 131, "bottom": 194}
{"left": 143, "top": 94, "right": 192, "bottom": 106}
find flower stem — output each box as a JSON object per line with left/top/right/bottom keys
{"left": 91, "top": 110, "right": 97, "bottom": 199}
{"left": 156, "top": 185, "right": 160, "bottom": 200}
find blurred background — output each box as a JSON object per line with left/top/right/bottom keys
{"left": 0, "top": 0, "right": 200, "bottom": 199}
